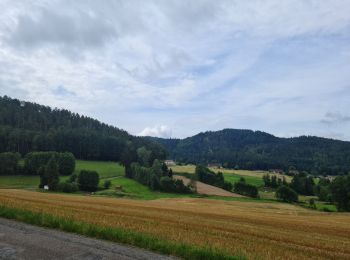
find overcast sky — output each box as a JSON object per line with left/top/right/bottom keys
{"left": 1, "top": 1, "right": 350, "bottom": 140}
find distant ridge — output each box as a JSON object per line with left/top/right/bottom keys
{"left": 149, "top": 128, "right": 350, "bottom": 175}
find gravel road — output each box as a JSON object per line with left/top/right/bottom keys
{"left": 0, "top": 218, "right": 175, "bottom": 260}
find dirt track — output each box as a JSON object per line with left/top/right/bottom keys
{"left": 174, "top": 175, "right": 243, "bottom": 197}
{"left": 0, "top": 218, "right": 174, "bottom": 260}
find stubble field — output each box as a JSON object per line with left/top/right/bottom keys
{"left": 0, "top": 189, "right": 349, "bottom": 259}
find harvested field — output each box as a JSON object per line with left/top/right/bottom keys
{"left": 1, "top": 189, "right": 350, "bottom": 259}
{"left": 174, "top": 175, "right": 243, "bottom": 197}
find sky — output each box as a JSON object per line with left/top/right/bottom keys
{"left": 1, "top": 1, "right": 350, "bottom": 140}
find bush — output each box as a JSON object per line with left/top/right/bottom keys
{"left": 234, "top": 182, "right": 259, "bottom": 198}
{"left": 57, "top": 182, "right": 78, "bottom": 193}
{"left": 78, "top": 170, "right": 99, "bottom": 192}
{"left": 275, "top": 185, "right": 298, "bottom": 203}
{"left": 39, "top": 157, "right": 60, "bottom": 191}
{"left": 0, "top": 152, "right": 21, "bottom": 175}
{"left": 103, "top": 180, "right": 111, "bottom": 189}
{"left": 57, "top": 152, "right": 75, "bottom": 175}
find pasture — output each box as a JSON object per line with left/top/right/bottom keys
{"left": 0, "top": 160, "right": 123, "bottom": 189}
{"left": 0, "top": 189, "right": 349, "bottom": 259}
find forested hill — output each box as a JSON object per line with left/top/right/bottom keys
{"left": 0, "top": 96, "right": 166, "bottom": 161}
{"left": 150, "top": 129, "right": 350, "bottom": 175}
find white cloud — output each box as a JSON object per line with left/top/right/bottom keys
{"left": 0, "top": 1, "right": 350, "bottom": 140}
{"left": 139, "top": 125, "right": 172, "bottom": 138}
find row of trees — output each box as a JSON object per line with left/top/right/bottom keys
{"left": 130, "top": 161, "right": 190, "bottom": 193}
{"left": 262, "top": 174, "right": 288, "bottom": 188}
{"left": 24, "top": 151, "right": 75, "bottom": 175}
{"left": 233, "top": 178, "right": 259, "bottom": 198}
{"left": 0, "top": 151, "right": 75, "bottom": 176}
{"left": 195, "top": 165, "right": 233, "bottom": 191}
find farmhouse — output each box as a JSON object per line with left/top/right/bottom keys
{"left": 164, "top": 160, "right": 176, "bottom": 166}
{"left": 207, "top": 163, "right": 222, "bottom": 168}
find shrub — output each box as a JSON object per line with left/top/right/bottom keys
{"left": 234, "top": 182, "right": 259, "bottom": 198}
{"left": 103, "top": 180, "right": 111, "bottom": 189}
{"left": 57, "top": 152, "right": 75, "bottom": 175}
{"left": 78, "top": 170, "right": 99, "bottom": 192}
{"left": 222, "top": 181, "right": 233, "bottom": 191}
{"left": 69, "top": 173, "right": 77, "bottom": 183}
{"left": 0, "top": 152, "right": 21, "bottom": 175}
{"left": 57, "top": 182, "right": 78, "bottom": 193}
{"left": 275, "top": 185, "right": 298, "bottom": 203}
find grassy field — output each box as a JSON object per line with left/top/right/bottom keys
{"left": 0, "top": 160, "right": 123, "bottom": 189}
{"left": 73, "top": 160, "right": 124, "bottom": 178}
{"left": 0, "top": 175, "right": 40, "bottom": 189}
{"left": 96, "top": 176, "right": 196, "bottom": 200}
{"left": 0, "top": 189, "right": 349, "bottom": 259}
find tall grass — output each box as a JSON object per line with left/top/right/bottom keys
{"left": 0, "top": 205, "right": 244, "bottom": 260}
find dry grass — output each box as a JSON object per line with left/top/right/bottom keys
{"left": 174, "top": 175, "right": 243, "bottom": 197}
{"left": 0, "top": 189, "right": 349, "bottom": 259}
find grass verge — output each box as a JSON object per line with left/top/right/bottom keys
{"left": 0, "top": 205, "right": 244, "bottom": 260}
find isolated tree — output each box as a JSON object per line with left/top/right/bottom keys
{"left": 58, "top": 152, "right": 75, "bottom": 175}
{"left": 330, "top": 174, "right": 350, "bottom": 211}
{"left": 137, "top": 146, "right": 152, "bottom": 167}
{"left": 275, "top": 185, "right": 298, "bottom": 203}
{"left": 39, "top": 156, "right": 60, "bottom": 191}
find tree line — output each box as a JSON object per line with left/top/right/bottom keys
{"left": 0, "top": 96, "right": 166, "bottom": 162}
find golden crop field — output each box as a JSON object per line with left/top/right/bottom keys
{"left": 1, "top": 189, "right": 349, "bottom": 259}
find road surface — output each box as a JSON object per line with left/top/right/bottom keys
{"left": 0, "top": 218, "right": 174, "bottom": 260}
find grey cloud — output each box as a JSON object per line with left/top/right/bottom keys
{"left": 7, "top": 8, "right": 116, "bottom": 51}
{"left": 321, "top": 112, "right": 350, "bottom": 125}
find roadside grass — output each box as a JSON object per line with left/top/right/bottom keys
{"left": 0, "top": 205, "right": 242, "bottom": 260}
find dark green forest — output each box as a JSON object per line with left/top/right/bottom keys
{"left": 150, "top": 129, "right": 350, "bottom": 175}
{"left": 0, "top": 96, "right": 166, "bottom": 161}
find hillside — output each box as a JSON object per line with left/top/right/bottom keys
{"left": 150, "top": 129, "right": 350, "bottom": 175}
{"left": 0, "top": 96, "right": 165, "bottom": 161}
